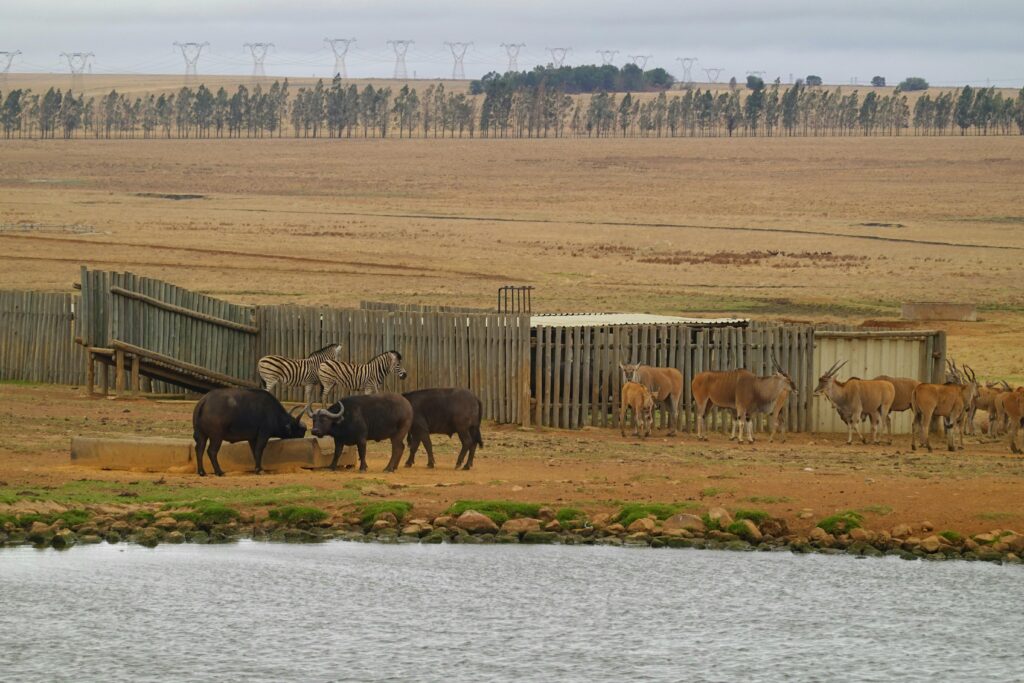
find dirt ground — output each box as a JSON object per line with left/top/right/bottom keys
{"left": 1, "top": 384, "right": 1022, "bottom": 536}
{"left": 1, "top": 132, "right": 1022, "bottom": 535}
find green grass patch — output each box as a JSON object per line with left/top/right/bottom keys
{"left": 742, "top": 496, "right": 791, "bottom": 505}
{"left": 0, "top": 509, "right": 91, "bottom": 528}
{"left": 446, "top": 500, "right": 542, "bottom": 526}
{"left": 0, "top": 480, "right": 360, "bottom": 509}
{"left": 727, "top": 520, "right": 761, "bottom": 541}
{"left": 938, "top": 530, "right": 962, "bottom": 543}
{"left": 128, "top": 511, "right": 156, "bottom": 524}
{"left": 169, "top": 500, "right": 240, "bottom": 526}
{"left": 615, "top": 503, "right": 695, "bottom": 528}
{"left": 701, "top": 514, "right": 721, "bottom": 531}
{"left": 268, "top": 505, "right": 329, "bottom": 525}
{"left": 858, "top": 504, "right": 893, "bottom": 516}
{"left": 817, "top": 511, "right": 864, "bottom": 536}
{"left": 733, "top": 509, "right": 770, "bottom": 525}
{"left": 358, "top": 501, "right": 413, "bottom": 526}
{"left": 555, "top": 507, "right": 586, "bottom": 524}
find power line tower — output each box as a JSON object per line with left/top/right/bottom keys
{"left": 0, "top": 50, "right": 20, "bottom": 89}
{"left": 596, "top": 49, "right": 618, "bottom": 66}
{"left": 174, "top": 42, "right": 208, "bottom": 84}
{"left": 675, "top": 57, "right": 698, "bottom": 85}
{"left": 444, "top": 41, "right": 473, "bottom": 79}
{"left": 243, "top": 42, "right": 274, "bottom": 80}
{"left": 546, "top": 47, "right": 571, "bottom": 68}
{"left": 324, "top": 38, "right": 356, "bottom": 79}
{"left": 500, "top": 42, "right": 525, "bottom": 72}
{"left": 703, "top": 67, "right": 723, "bottom": 84}
{"left": 387, "top": 40, "right": 413, "bottom": 79}
{"left": 60, "top": 52, "right": 94, "bottom": 90}
{"left": 627, "top": 55, "right": 652, "bottom": 70}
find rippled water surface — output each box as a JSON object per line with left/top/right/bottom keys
{"left": 1, "top": 542, "right": 1022, "bottom": 682}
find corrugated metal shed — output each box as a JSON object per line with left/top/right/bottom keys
{"left": 530, "top": 313, "right": 748, "bottom": 328}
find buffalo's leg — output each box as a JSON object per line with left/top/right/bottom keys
{"left": 251, "top": 434, "right": 270, "bottom": 474}
{"left": 329, "top": 441, "right": 345, "bottom": 471}
{"left": 207, "top": 438, "right": 225, "bottom": 477}
{"left": 405, "top": 433, "right": 420, "bottom": 467}
{"left": 384, "top": 437, "right": 404, "bottom": 473}
{"left": 357, "top": 441, "right": 368, "bottom": 472}
{"left": 454, "top": 430, "right": 472, "bottom": 469}
{"left": 422, "top": 434, "right": 436, "bottom": 469}
{"left": 195, "top": 434, "right": 208, "bottom": 476}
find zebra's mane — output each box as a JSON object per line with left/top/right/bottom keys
{"left": 307, "top": 343, "right": 341, "bottom": 357}
{"left": 369, "top": 349, "right": 401, "bottom": 361}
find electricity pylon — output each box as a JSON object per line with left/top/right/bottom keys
{"left": 387, "top": 40, "right": 413, "bottom": 79}
{"left": 546, "top": 47, "right": 571, "bottom": 68}
{"left": 597, "top": 49, "right": 618, "bottom": 66}
{"left": 628, "top": 55, "right": 652, "bottom": 70}
{"left": 0, "top": 50, "right": 20, "bottom": 88}
{"left": 174, "top": 42, "right": 208, "bottom": 84}
{"left": 243, "top": 42, "right": 274, "bottom": 79}
{"left": 445, "top": 41, "right": 472, "bottom": 79}
{"left": 676, "top": 57, "right": 697, "bottom": 84}
{"left": 500, "top": 43, "right": 525, "bottom": 72}
{"left": 324, "top": 38, "right": 356, "bottom": 79}
{"left": 60, "top": 52, "right": 94, "bottom": 90}
{"left": 703, "top": 67, "right": 724, "bottom": 84}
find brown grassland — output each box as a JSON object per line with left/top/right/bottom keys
{"left": 1, "top": 128, "right": 1023, "bottom": 536}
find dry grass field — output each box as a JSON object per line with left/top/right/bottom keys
{"left": 1, "top": 129, "right": 1023, "bottom": 536}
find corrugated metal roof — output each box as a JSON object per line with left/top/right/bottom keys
{"left": 530, "top": 313, "right": 748, "bottom": 328}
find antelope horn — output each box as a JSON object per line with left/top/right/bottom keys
{"left": 1002, "top": 380, "right": 1012, "bottom": 391}
{"left": 770, "top": 350, "right": 783, "bottom": 372}
{"left": 965, "top": 364, "right": 976, "bottom": 382}
{"left": 826, "top": 359, "right": 847, "bottom": 377}
{"left": 822, "top": 360, "right": 841, "bottom": 377}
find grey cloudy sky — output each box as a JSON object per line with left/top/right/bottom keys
{"left": 5, "top": 0, "right": 1023, "bottom": 86}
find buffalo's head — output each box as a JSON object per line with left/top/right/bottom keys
{"left": 308, "top": 402, "right": 346, "bottom": 438}
{"left": 285, "top": 405, "right": 308, "bottom": 439}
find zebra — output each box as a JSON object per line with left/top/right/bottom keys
{"left": 258, "top": 343, "right": 343, "bottom": 406}
{"left": 317, "top": 350, "right": 408, "bottom": 404}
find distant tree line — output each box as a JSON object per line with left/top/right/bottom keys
{"left": 2, "top": 78, "right": 1023, "bottom": 140}
{"left": 470, "top": 64, "right": 675, "bottom": 95}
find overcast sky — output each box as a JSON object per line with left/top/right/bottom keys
{"left": 4, "top": 0, "right": 1023, "bottom": 86}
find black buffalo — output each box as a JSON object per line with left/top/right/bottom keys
{"left": 403, "top": 388, "right": 484, "bottom": 470}
{"left": 308, "top": 393, "right": 413, "bottom": 472}
{"left": 192, "top": 388, "right": 307, "bottom": 476}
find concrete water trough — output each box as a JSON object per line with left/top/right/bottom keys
{"left": 70, "top": 436, "right": 357, "bottom": 473}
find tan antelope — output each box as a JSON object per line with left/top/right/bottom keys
{"left": 910, "top": 361, "right": 979, "bottom": 452}
{"left": 1002, "top": 389, "right": 1024, "bottom": 454}
{"left": 972, "top": 380, "right": 1009, "bottom": 437}
{"left": 814, "top": 361, "right": 896, "bottom": 444}
{"left": 872, "top": 375, "right": 921, "bottom": 439}
{"left": 620, "top": 363, "right": 683, "bottom": 436}
{"left": 691, "top": 353, "right": 797, "bottom": 443}
{"left": 620, "top": 381, "right": 655, "bottom": 439}
{"left": 994, "top": 385, "right": 1024, "bottom": 439}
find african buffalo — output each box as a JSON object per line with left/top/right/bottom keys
{"left": 308, "top": 393, "right": 413, "bottom": 472}
{"left": 402, "top": 388, "right": 484, "bottom": 470}
{"left": 192, "top": 388, "right": 307, "bottom": 476}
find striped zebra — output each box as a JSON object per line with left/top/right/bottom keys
{"left": 317, "top": 350, "right": 408, "bottom": 404}
{"left": 258, "top": 343, "right": 343, "bottom": 406}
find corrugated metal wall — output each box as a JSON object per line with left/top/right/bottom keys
{"left": 812, "top": 331, "right": 946, "bottom": 434}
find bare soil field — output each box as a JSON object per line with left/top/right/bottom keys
{"left": 1, "top": 134, "right": 1022, "bottom": 538}
{"left": 1, "top": 385, "right": 1022, "bottom": 538}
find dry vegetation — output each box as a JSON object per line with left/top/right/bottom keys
{"left": 1, "top": 127, "right": 1023, "bottom": 534}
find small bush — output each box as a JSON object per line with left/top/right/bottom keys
{"left": 269, "top": 505, "right": 329, "bottom": 525}
{"left": 938, "top": 530, "right": 962, "bottom": 543}
{"left": 898, "top": 76, "right": 929, "bottom": 91}
{"left": 817, "top": 511, "right": 864, "bottom": 536}
{"left": 734, "top": 509, "right": 769, "bottom": 525}
{"left": 359, "top": 501, "right": 412, "bottom": 526}
{"left": 446, "top": 500, "right": 541, "bottom": 526}
{"left": 172, "top": 500, "right": 240, "bottom": 526}
{"left": 701, "top": 514, "right": 722, "bottom": 532}
{"left": 615, "top": 503, "right": 691, "bottom": 528}
{"left": 555, "top": 507, "right": 585, "bottom": 524}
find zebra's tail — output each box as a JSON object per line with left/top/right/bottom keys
{"left": 472, "top": 398, "right": 484, "bottom": 448}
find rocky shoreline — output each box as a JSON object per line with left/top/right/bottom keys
{"left": 2, "top": 504, "right": 1023, "bottom": 565}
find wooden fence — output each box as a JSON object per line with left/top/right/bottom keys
{"left": 0, "top": 290, "right": 84, "bottom": 385}
{"left": 257, "top": 305, "right": 532, "bottom": 425}
{"left": 532, "top": 322, "right": 815, "bottom": 432}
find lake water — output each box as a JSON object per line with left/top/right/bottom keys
{"left": 1, "top": 542, "right": 1021, "bottom": 682}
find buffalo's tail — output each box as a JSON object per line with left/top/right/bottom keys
{"left": 472, "top": 398, "right": 484, "bottom": 448}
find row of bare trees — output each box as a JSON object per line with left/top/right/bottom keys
{"left": 2, "top": 79, "right": 1022, "bottom": 139}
